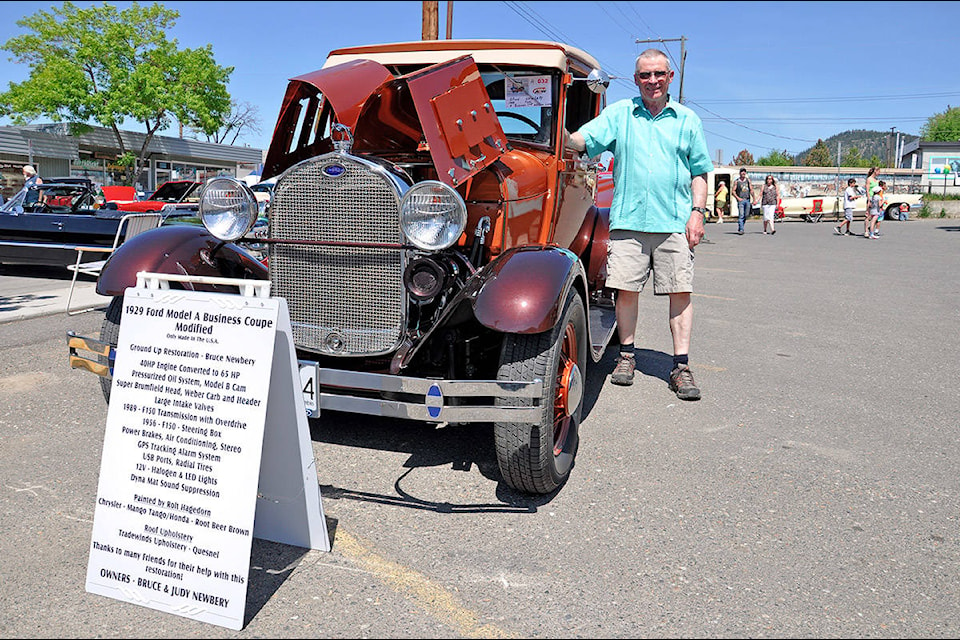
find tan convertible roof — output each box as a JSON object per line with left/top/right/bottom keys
{"left": 323, "top": 40, "right": 602, "bottom": 73}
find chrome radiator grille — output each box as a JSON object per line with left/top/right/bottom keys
{"left": 269, "top": 155, "right": 406, "bottom": 356}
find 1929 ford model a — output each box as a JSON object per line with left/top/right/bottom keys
{"left": 69, "top": 40, "right": 617, "bottom": 494}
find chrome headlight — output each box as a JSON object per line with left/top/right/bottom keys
{"left": 400, "top": 181, "right": 467, "bottom": 251}
{"left": 199, "top": 177, "right": 259, "bottom": 241}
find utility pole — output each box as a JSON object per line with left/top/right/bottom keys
{"left": 635, "top": 36, "right": 686, "bottom": 103}
{"left": 893, "top": 131, "right": 907, "bottom": 169}
{"left": 446, "top": 1, "right": 453, "bottom": 39}
{"left": 422, "top": 1, "right": 438, "bottom": 40}
{"left": 888, "top": 126, "right": 896, "bottom": 168}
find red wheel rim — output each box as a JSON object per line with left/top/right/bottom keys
{"left": 553, "top": 322, "right": 579, "bottom": 457}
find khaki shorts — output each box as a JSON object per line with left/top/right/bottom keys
{"left": 605, "top": 230, "right": 694, "bottom": 294}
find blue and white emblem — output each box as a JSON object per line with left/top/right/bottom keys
{"left": 426, "top": 383, "right": 444, "bottom": 419}
{"left": 322, "top": 163, "right": 346, "bottom": 178}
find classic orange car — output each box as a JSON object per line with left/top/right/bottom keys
{"left": 68, "top": 40, "right": 616, "bottom": 495}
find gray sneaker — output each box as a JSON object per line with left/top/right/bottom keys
{"left": 669, "top": 364, "right": 701, "bottom": 400}
{"left": 611, "top": 353, "right": 636, "bottom": 386}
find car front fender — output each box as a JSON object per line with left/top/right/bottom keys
{"left": 470, "top": 245, "right": 586, "bottom": 334}
{"left": 96, "top": 224, "right": 268, "bottom": 297}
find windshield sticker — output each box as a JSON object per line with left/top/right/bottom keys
{"left": 504, "top": 75, "right": 552, "bottom": 108}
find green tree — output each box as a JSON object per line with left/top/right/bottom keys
{"left": 0, "top": 2, "right": 232, "bottom": 185}
{"left": 920, "top": 106, "right": 960, "bottom": 141}
{"left": 803, "top": 139, "right": 833, "bottom": 167}
{"left": 186, "top": 100, "right": 262, "bottom": 146}
{"left": 841, "top": 146, "right": 866, "bottom": 167}
{"left": 756, "top": 149, "right": 794, "bottom": 166}
{"left": 865, "top": 154, "right": 884, "bottom": 168}
{"left": 732, "top": 149, "right": 754, "bottom": 166}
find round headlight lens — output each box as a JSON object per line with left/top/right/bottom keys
{"left": 400, "top": 181, "right": 467, "bottom": 251}
{"left": 199, "top": 177, "right": 259, "bottom": 241}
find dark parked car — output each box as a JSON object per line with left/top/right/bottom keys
{"left": 67, "top": 39, "right": 617, "bottom": 495}
{"left": 0, "top": 181, "right": 127, "bottom": 266}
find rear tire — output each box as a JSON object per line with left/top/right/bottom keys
{"left": 495, "top": 289, "right": 586, "bottom": 494}
{"left": 99, "top": 296, "right": 123, "bottom": 404}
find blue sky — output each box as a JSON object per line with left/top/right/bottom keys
{"left": 2, "top": 1, "right": 958, "bottom": 163}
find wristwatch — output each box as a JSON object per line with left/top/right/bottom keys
{"left": 692, "top": 206, "right": 708, "bottom": 214}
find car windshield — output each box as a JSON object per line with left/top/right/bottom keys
{"left": 480, "top": 70, "right": 556, "bottom": 145}
{"left": 1, "top": 184, "right": 94, "bottom": 213}
{"left": 150, "top": 181, "right": 199, "bottom": 202}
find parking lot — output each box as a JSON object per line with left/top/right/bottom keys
{"left": 2, "top": 218, "right": 959, "bottom": 638}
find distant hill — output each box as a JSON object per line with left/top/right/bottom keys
{"left": 795, "top": 129, "right": 919, "bottom": 165}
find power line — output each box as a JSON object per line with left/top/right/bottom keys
{"left": 624, "top": 2, "right": 659, "bottom": 39}
{"left": 502, "top": 2, "right": 932, "bottom": 155}
{"left": 502, "top": 1, "right": 633, "bottom": 89}
{"left": 501, "top": 1, "right": 567, "bottom": 43}
{"left": 703, "top": 127, "right": 797, "bottom": 154}
{"left": 594, "top": 2, "right": 640, "bottom": 41}
{"left": 688, "top": 99, "right": 815, "bottom": 143}
{"left": 694, "top": 91, "right": 960, "bottom": 105}
{"left": 701, "top": 116, "right": 931, "bottom": 123}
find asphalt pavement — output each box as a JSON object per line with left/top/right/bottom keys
{"left": 2, "top": 217, "right": 960, "bottom": 638}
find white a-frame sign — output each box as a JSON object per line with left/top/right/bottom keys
{"left": 85, "top": 273, "right": 329, "bottom": 631}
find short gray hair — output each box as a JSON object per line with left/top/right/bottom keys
{"left": 23, "top": 165, "right": 37, "bottom": 176}
{"left": 635, "top": 49, "right": 670, "bottom": 72}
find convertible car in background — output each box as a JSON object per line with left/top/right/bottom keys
{"left": 0, "top": 180, "right": 196, "bottom": 267}
{"left": 111, "top": 179, "right": 201, "bottom": 214}
{"left": 774, "top": 191, "right": 923, "bottom": 222}
{"left": 0, "top": 181, "right": 132, "bottom": 266}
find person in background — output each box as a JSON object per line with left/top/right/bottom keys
{"left": 874, "top": 179, "right": 887, "bottom": 236}
{"left": 836, "top": 177, "right": 858, "bottom": 235}
{"left": 565, "top": 48, "right": 713, "bottom": 400}
{"left": 22, "top": 165, "right": 41, "bottom": 189}
{"left": 866, "top": 181, "right": 882, "bottom": 239}
{"left": 733, "top": 167, "right": 754, "bottom": 235}
{"left": 21, "top": 165, "right": 42, "bottom": 205}
{"left": 760, "top": 174, "right": 778, "bottom": 235}
{"left": 714, "top": 179, "right": 728, "bottom": 224}
{"left": 864, "top": 167, "right": 879, "bottom": 237}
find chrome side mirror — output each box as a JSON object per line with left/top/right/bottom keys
{"left": 585, "top": 68, "right": 610, "bottom": 94}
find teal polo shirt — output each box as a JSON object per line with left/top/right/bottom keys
{"left": 580, "top": 95, "right": 714, "bottom": 233}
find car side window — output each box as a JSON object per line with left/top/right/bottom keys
{"left": 564, "top": 73, "right": 600, "bottom": 134}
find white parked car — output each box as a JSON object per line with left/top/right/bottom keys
{"left": 249, "top": 179, "right": 276, "bottom": 215}
{"left": 775, "top": 191, "right": 923, "bottom": 222}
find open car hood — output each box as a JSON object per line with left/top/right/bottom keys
{"left": 263, "top": 55, "right": 509, "bottom": 188}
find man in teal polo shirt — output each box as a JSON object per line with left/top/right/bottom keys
{"left": 566, "top": 49, "right": 713, "bottom": 400}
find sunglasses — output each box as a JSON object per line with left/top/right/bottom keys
{"left": 635, "top": 70, "right": 669, "bottom": 80}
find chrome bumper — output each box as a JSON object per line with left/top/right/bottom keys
{"left": 67, "top": 332, "right": 113, "bottom": 377}
{"left": 66, "top": 332, "right": 545, "bottom": 425}
{"left": 308, "top": 366, "right": 544, "bottom": 424}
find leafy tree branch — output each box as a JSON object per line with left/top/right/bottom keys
{"left": 0, "top": 1, "right": 233, "bottom": 185}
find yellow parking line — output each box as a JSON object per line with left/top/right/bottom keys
{"left": 692, "top": 292, "right": 736, "bottom": 301}
{"left": 692, "top": 363, "right": 726, "bottom": 372}
{"left": 335, "top": 530, "right": 517, "bottom": 638}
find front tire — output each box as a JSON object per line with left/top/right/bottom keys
{"left": 495, "top": 289, "right": 587, "bottom": 494}
{"left": 886, "top": 204, "right": 905, "bottom": 221}
{"left": 99, "top": 296, "right": 123, "bottom": 404}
